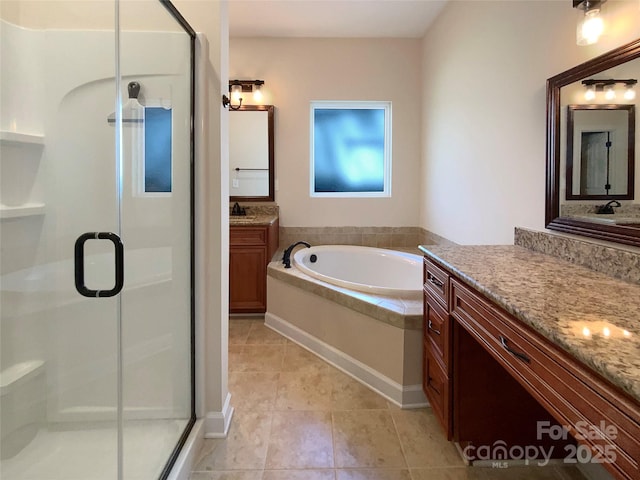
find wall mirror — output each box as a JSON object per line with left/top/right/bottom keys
{"left": 229, "top": 105, "right": 275, "bottom": 202}
{"left": 546, "top": 38, "right": 640, "bottom": 247}
{"left": 566, "top": 104, "right": 635, "bottom": 200}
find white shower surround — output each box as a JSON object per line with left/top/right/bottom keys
{"left": 1, "top": 19, "right": 193, "bottom": 476}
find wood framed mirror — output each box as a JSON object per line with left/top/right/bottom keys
{"left": 546, "top": 38, "right": 640, "bottom": 247}
{"left": 229, "top": 105, "right": 275, "bottom": 202}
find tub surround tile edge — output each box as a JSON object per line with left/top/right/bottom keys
{"left": 266, "top": 262, "right": 422, "bottom": 331}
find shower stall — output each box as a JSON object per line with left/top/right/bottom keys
{"left": 0, "top": 1, "right": 196, "bottom": 478}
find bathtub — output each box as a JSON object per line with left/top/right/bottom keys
{"left": 293, "top": 245, "right": 423, "bottom": 299}
{"left": 266, "top": 245, "right": 426, "bottom": 408}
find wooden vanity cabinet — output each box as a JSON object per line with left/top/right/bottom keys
{"left": 229, "top": 220, "right": 279, "bottom": 314}
{"left": 421, "top": 254, "right": 640, "bottom": 480}
{"left": 422, "top": 259, "right": 453, "bottom": 439}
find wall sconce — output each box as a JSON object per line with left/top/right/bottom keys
{"left": 222, "top": 79, "right": 265, "bottom": 111}
{"left": 581, "top": 79, "right": 637, "bottom": 101}
{"left": 573, "top": 0, "right": 606, "bottom": 46}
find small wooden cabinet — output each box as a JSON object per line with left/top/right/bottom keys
{"left": 229, "top": 219, "right": 278, "bottom": 314}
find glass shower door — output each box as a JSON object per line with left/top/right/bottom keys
{"left": 1, "top": 1, "right": 122, "bottom": 478}
{"left": 0, "top": 1, "right": 194, "bottom": 478}
{"left": 118, "top": 1, "right": 194, "bottom": 478}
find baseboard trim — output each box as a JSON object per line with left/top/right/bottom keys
{"left": 265, "top": 312, "right": 427, "bottom": 409}
{"left": 204, "top": 392, "right": 234, "bottom": 438}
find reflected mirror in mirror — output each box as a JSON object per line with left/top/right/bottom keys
{"left": 546, "top": 38, "right": 640, "bottom": 247}
{"left": 566, "top": 105, "right": 635, "bottom": 200}
{"left": 229, "top": 105, "right": 274, "bottom": 202}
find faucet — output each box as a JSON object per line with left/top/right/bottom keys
{"left": 231, "top": 202, "right": 246, "bottom": 216}
{"left": 282, "top": 241, "right": 311, "bottom": 268}
{"left": 596, "top": 200, "right": 621, "bottom": 215}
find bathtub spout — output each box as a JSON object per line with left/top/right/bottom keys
{"left": 282, "top": 241, "right": 311, "bottom": 268}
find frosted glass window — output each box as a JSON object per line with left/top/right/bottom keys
{"left": 144, "top": 107, "right": 172, "bottom": 193}
{"left": 310, "top": 101, "right": 391, "bottom": 197}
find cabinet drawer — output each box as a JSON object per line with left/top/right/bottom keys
{"left": 424, "top": 258, "right": 449, "bottom": 309}
{"left": 424, "top": 293, "right": 450, "bottom": 371}
{"left": 423, "top": 344, "right": 451, "bottom": 438}
{"left": 230, "top": 227, "right": 267, "bottom": 246}
{"left": 450, "top": 279, "right": 640, "bottom": 480}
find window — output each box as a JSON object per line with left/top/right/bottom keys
{"left": 142, "top": 106, "right": 172, "bottom": 194}
{"left": 310, "top": 101, "right": 391, "bottom": 197}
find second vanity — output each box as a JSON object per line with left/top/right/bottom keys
{"left": 419, "top": 244, "right": 640, "bottom": 480}
{"left": 229, "top": 206, "right": 279, "bottom": 314}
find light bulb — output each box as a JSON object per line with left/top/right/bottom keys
{"left": 231, "top": 83, "right": 242, "bottom": 102}
{"left": 624, "top": 85, "right": 636, "bottom": 101}
{"left": 604, "top": 84, "right": 616, "bottom": 101}
{"left": 253, "top": 83, "right": 263, "bottom": 102}
{"left": 584, "top": 85, "right": 596, "bottom": 101}
{"left": 577, "top": 8, "right": 604, "bottom": 46}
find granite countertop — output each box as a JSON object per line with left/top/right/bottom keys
{"left": 229, "top": 213, "right": 278, "bottom": 226}
{"left": 418, "top": 244, "right": 640, "bottom": 403}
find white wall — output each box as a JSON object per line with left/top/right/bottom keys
{"left": 419, "top": 0, "right": 640, "bottom": 245}
{"left": 230, "top": 37, "right": 422, "bottom": 227}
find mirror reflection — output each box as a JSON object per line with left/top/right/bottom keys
{"left": 229, "top": 105, "right": 275, "bottom": 202}
{"left": 557, "top": 56, "right": 640, "bottom": 227}
{"left": 566, "top": 105, "right": 634, "bottom": 199}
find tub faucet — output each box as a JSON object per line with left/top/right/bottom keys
{"left": 596, "top": 200, "right": 621, "bottom": 214}
{"left": 282, "top": 241, "right": 311, "bottom": 268}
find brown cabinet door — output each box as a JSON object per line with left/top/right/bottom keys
{"left": 229, "top": 245, "right": 267, "bottom": 313}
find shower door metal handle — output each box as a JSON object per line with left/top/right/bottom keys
{"left": 74, "top": 232, "right": 124, "bottom": 298}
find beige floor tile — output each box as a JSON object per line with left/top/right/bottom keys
{"left": 262, "top": 469, "right": 336, "bottom": 480}
{"left": 391, "top": 409, "right": 463, "bottom": 468}
{"left": 475, "top": 465, "right": 566, "bottom": 479}
{"left": 336, "top": 468, "right": 412, "bottom": 480}
{"left": 332, "top": 410, "right": 406, "bottom": 468}
{"left": 552, "top": 465, "right": 588, "bottom": 479}
{"left": 229, "top": 319, "right": 256, "bottom": 345}
{"left": 229, "top": 345, "right": 285, "bottom": 372}
{"left": 409, "top": 467, "right": 484, "bottom": 480}
{"left": 190, "top": 471, "right": 263, "bottom": 480}
{"left": 281, "top": 343, "right": 331, "bottom": 373}
{"left": 229, "top": 372, "right": 280, "bottom": 412}
{"left": 275, "top": 370, "right": 333, "bottom": 411}
{"left": 265, "top": 411, "right": 334, "bottom": 469}
{"left": 246, "top": 323, "right": 287, "bottom": 345}
{"left": 329, "top": 369, "right": 389, "bottom": 411}
{"left": 193, "top": 411, "right": 272, "bottom": 471}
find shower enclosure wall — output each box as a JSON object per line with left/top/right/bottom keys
{"left": 0, "top": 1, "right": 196, "bottom": 478}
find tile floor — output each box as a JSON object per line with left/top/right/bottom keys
{"left": 191, "top": 318, "right": 586, "bottom": 480}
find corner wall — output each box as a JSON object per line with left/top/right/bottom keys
{"left": 419, "top": 0, "right": 640, "bottom": 245}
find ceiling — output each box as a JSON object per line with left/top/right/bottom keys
{"left": 228, "top": 0, "right": 448, "bottom": 38}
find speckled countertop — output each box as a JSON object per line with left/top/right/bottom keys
{"left": 229, "top": 214, "right": 278, "bottom": 226}
{"left": 419, "top": 244, "right": 640, "bottom": 403}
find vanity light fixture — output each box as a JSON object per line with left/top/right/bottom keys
{"left": 581, "top": 78, "right": 637, "bottom": 101}
{"left": 222, "top": 79, "right": 265, "bottom": 111}
{"left": 573, "top": 0, "right": 606, "bottom": 46}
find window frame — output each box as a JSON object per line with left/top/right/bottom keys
{"left": 309, "top": 100, "right": 392, "bottom": 198}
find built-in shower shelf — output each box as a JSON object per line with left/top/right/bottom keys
{"left": 0, "top": 203, "right": 46, "bottom": 219}
{"left": 0, "top": 130, "right": 45, "bottom": 146}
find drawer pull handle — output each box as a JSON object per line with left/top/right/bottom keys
{"left": 499, "top": 335, "right": 530, "bottom": 363}
{"left": 428, "top": 320, "right": 441, "bottom": 336}
{"left": 428, "top": 275, "right": 444, "bottom": 288}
